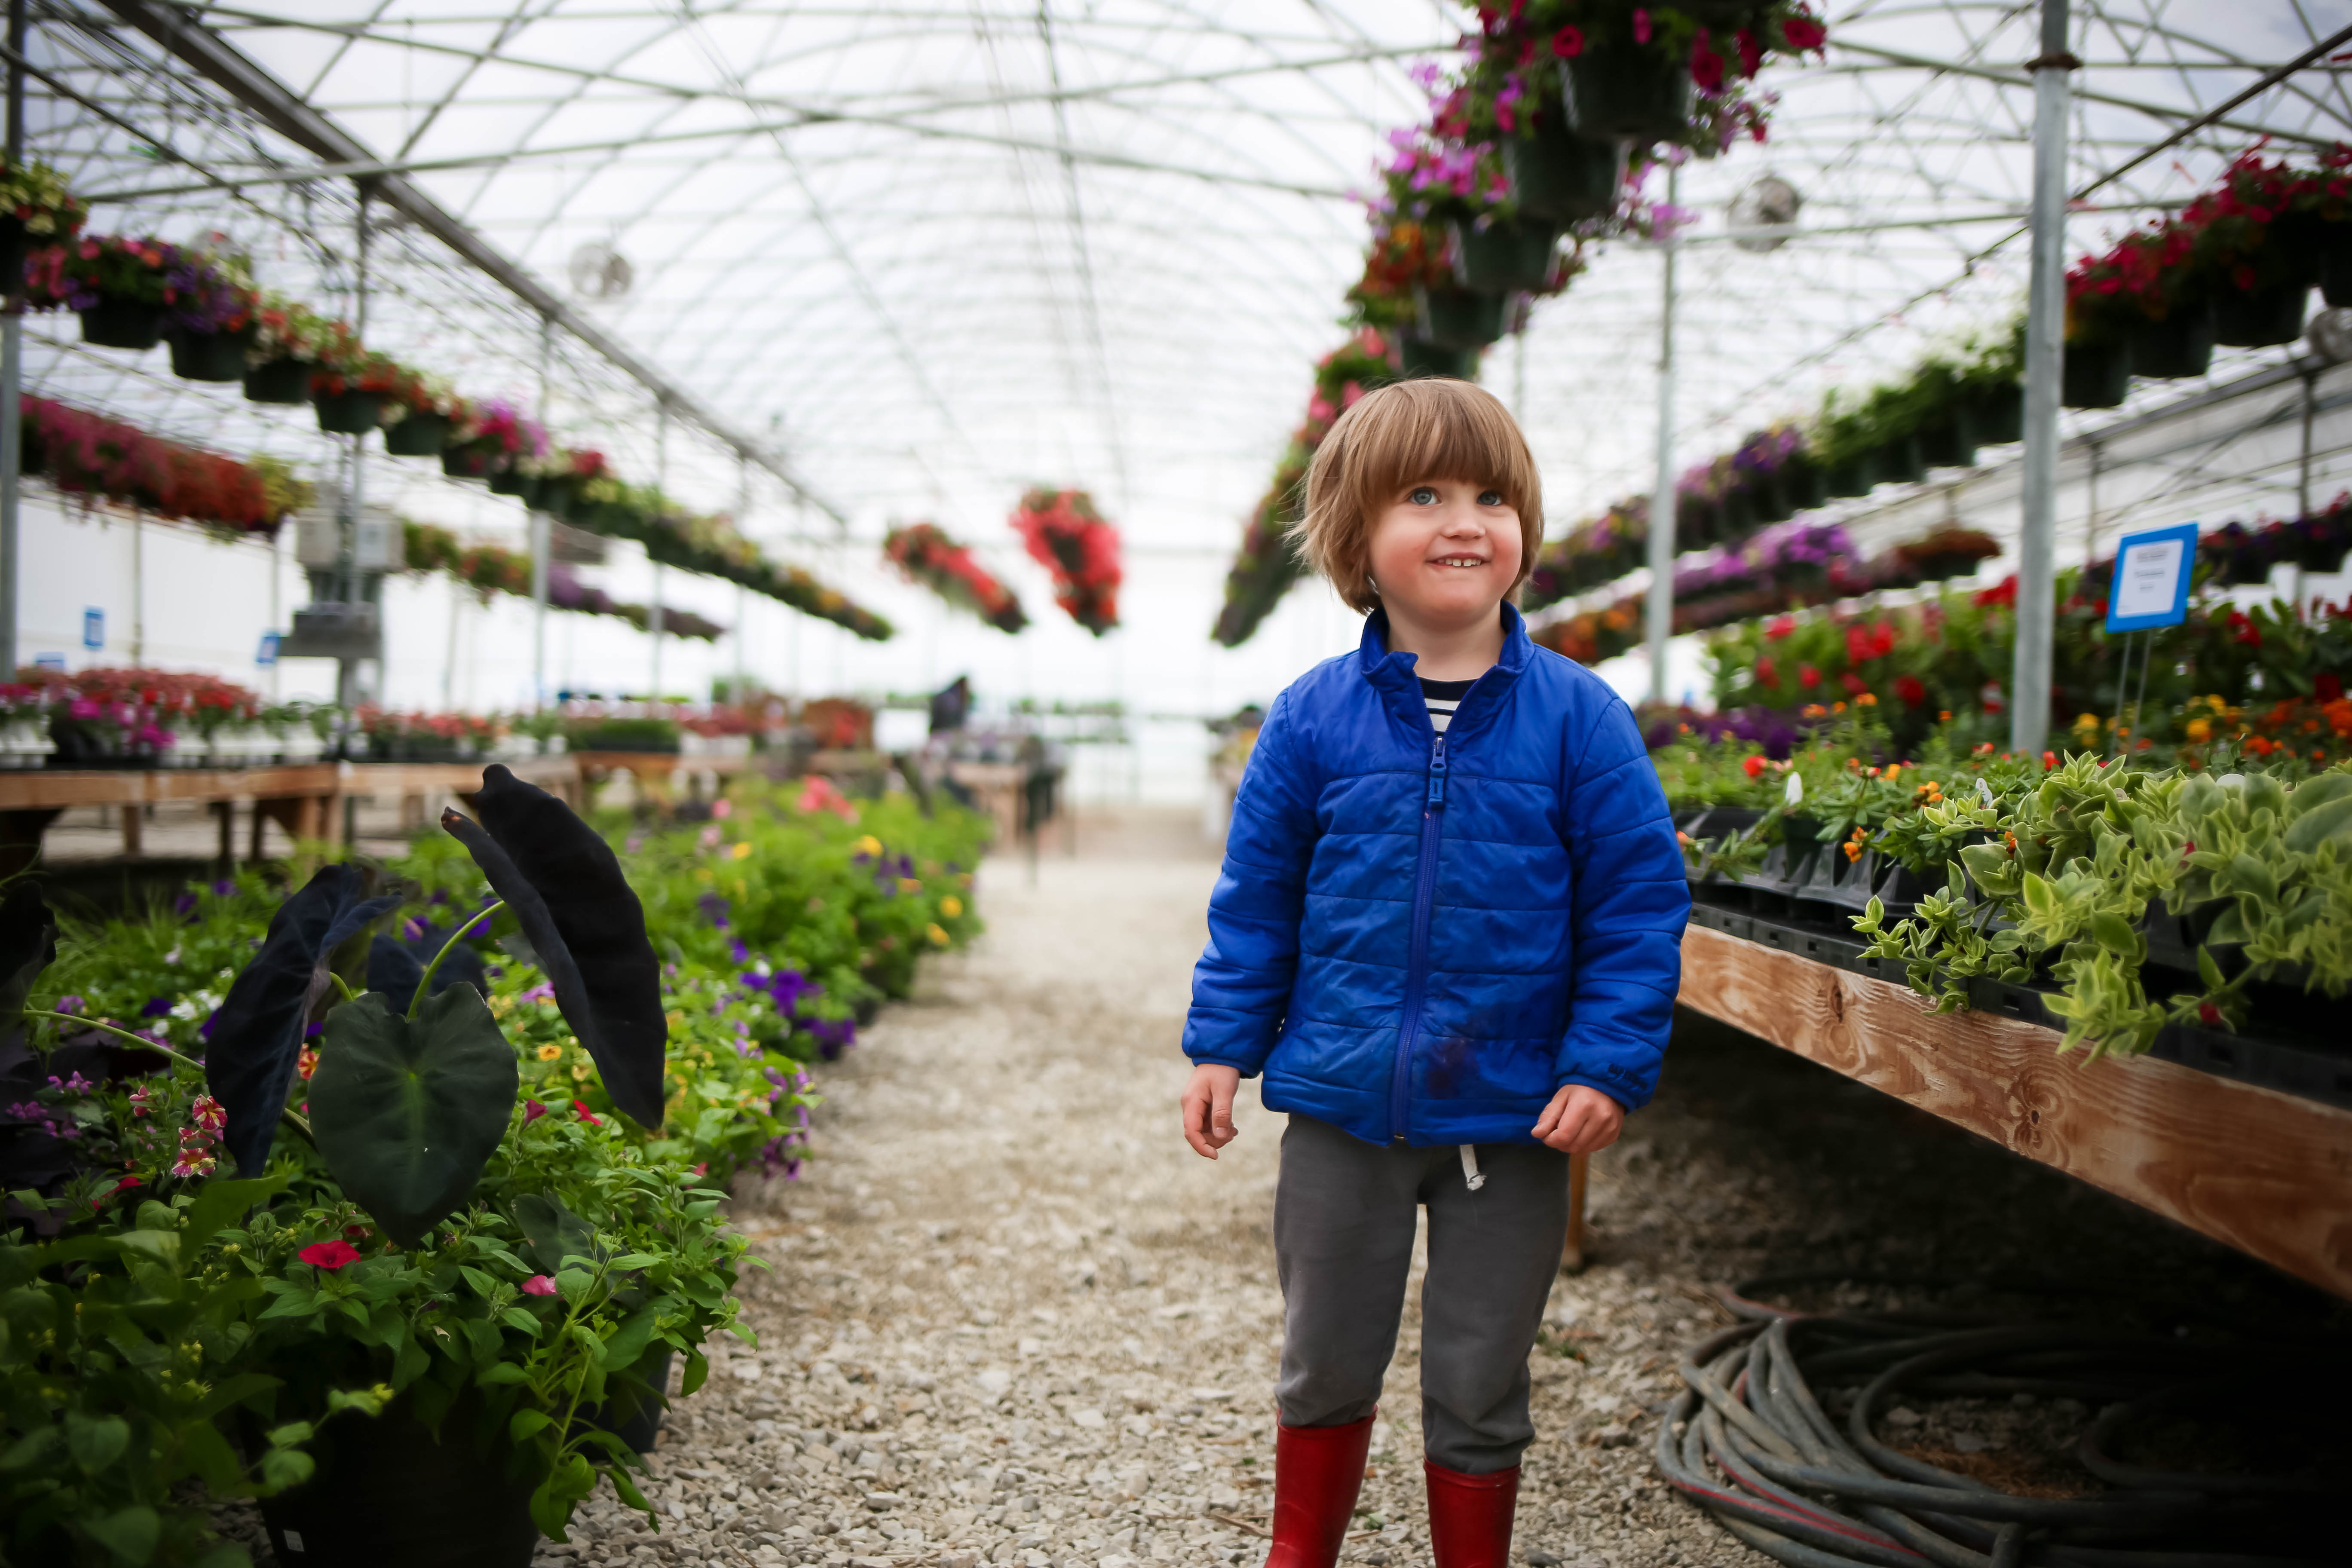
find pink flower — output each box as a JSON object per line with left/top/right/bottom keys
{"left": 1633, "top": 8, "right": 1652, "bottom": 45}
{"left": 572, "top": 1100, "right": 603, "bottom": 1126}
{"left": 521, "top": 1274, "right": 560, "bottom": 1297}
{"left": 1551, "top": 25, "right": 1584, "bottom": 58}
{"left": 1782, "top": 15, "right": 1826, "bottom": 51}
{"left": 1734, "top": 27, "right": 1762, "bottom": 77}
{"left": 1690, "top": 30, "right": 1725, "bottom": 95}
{"left": 189, "top": 1095, "right": 227, "bottom": 1133}
{"left": 524, "top": 1098, "right": 547, "bottom": 1124}
{"left": 300, "top": 1240, "right": 362, "bottom": 1270}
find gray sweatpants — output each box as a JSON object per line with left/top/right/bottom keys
{"left": 1273, "top": 1114, "right": 1569, "bottom": 1475}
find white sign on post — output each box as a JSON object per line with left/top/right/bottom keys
{"left": 2112, "top": 537, "right": 2184, "bottom": 621}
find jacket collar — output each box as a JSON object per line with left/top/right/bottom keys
{"left": 1357, "top": 603, "right": 1531, "bottom": 741}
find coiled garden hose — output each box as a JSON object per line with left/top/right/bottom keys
{"left": 1652, "top": 1276, "right": 2340, "bottom": 1568}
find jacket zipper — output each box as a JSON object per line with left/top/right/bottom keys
{"left": 1388, "top": 729, "right": 1447, "bottom": 1142}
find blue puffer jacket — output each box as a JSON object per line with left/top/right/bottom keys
{"left": 1183, "top": 604, "right": 1690, "bottom": 1147}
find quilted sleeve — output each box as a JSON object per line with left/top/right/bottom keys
{"left": 1182, "top": 689, "right": 1319, "bottom": 1075}
{"left": 1553, "top": 696, "right": 1690, "bottom": 1109}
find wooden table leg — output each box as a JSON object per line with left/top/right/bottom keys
{"left": 214, "top": 801, "right": 234, "bottom": 874}
{"left": 250, "top": 799, "right": 269, "bottom": 861}
{"left": 1562, "top": 1149, "right": 1591, "bottom": 1274}
{"left": 121, "top": 802, "right": 143, "bottom": 858}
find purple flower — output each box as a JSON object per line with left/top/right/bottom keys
{"left": 211, "top": 879, "right": 235, "bottom": 897}
{"left": 172, "top": 891, "right": 199, "bottom": 918}
{"left": 697, "top": 892, "right": 731, "bottom": 931}
{"left": 140, "top": 997, "right": 173, "bottom": 1018}
{"left": 55, "top": 996, "right": 84, "bottom": 1016}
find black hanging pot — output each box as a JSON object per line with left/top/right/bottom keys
{"left": 1822, "top": 449, "right": 1883, "bottom": 499}
{"left": 1966, "top": 380, "right": 2024, "bottom": 444}
{"left": 1398, "top": 334, "right": 1479, "bottom": 379}
{"left": 2211, "top": 282, "right": 2308, "bottom": 348}
{"left": 79, "top": 298, "right": 165, "bottom": 351}
{"left": 256, "top": 1391, "right": 539, "bottom": 1568}
{"left": 2061, "top": 338, "right": 2132, "bottom": 409}
{"left": 1673, "top": 496, "right": 1718, "bottom": 553}
{"left": 1414, "top": 285, "right": 1507, "bottom": 350}
{"left": 1449, "top": 216, "right": 1560, "bottom": 294}
{"left": 314, "top": 388, "right": 386, "bottom": 436}
{"left": 383, "top": 411, "right": 452, "bottom": 457}
{"left": 442, "top": 445, "right": 493, "bottom": 483}
{"left": 1778, "top": 456, "right": 1827, "bottom": 512}
{"left": 2321, "top": 219, "right": 2352, "bottom": 309}
{"left": 244, "top": 355, "right": 314, "bottom": 405}
{"left": 0, "top": 215, "right": 25, "bottom": 289}
{"left": 1718, "top": 487, "right": 1759, "bottom": 538}
{"left": 1915, "top": 416, "right": 1975, "bottom": 471}
{"left": 1562, "top": 41, "right": 1691, "bottom": 147}
{"left": 1875, "top": 434, "right": 1927, "bottom": 486}
{"left": 487, "top": 465, "right": 533, "bottom": 499}
{"left": 2121, "top": 299, "right": 2214, "bottom": 379}
{"left": 167, "top": 328, "right": 252, "bottom": 384}
{"left": 535, "top": 479, "right": 576, "bottom": 520}
{"left": 1500, "top": 107, "right": 1625, "bottom": 224}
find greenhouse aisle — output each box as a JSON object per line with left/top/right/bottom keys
{"left": 429, "top": 812, "right": 2330, "bottom": 1568}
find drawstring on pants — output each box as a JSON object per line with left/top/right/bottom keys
{"left": 1458, "top": 1144, "right": 1485, "bottom": 1191}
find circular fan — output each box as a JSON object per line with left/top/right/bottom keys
{"left": 2307, "top": 306, "right": 2352, "bottom": 365}
{"left": 1728, "top": 175, "right": 1803, "bottom": 253}
{"left": 567, "top": 240, "right": 634, "bottom": 300}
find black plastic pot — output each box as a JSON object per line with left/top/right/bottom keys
{"left": 1450, "top": 216, "right": 1560, "bottom": 293}
{"left": 257, "top": 1393, "right": 539, "bottom": 1568}
{"left": 1719, "top": 487, "right": 1758, "bottom": 538}
{"left": 1875, "top": 433, "right": 1927, "bottom": 486}
{"left": 79, "top": 298, "right": 164, "bottom": 351}
{"left": 2211, "top": 282, "right": 2308, "bottom": 348}
{"left": 1823, "top": 449, "right": 1883, "bottom": 499}
{"left": 1562, "top": 41, "right": 1690, "bottom": 146}
{"left": 2122, "top": 299, "right": 2214, "bottom": 379}
{"left": 1778, "top": 456, "right": 1826, "bottom": 512}
{"left": 576, "top": 1348, "right": 675, "bottom": 1455}
{"left": 315, "top": 389, "right": 386, "bottom": 436}
{"left": 442, "top": 445, "right": 494, "bottom": 483}
{"left": 0, "top": 215, "right": 24, "bottom": 290}
{"left": 487, "top": 466, "right": 538, "bottom": 502}
{"left": 244, "top": 356, "right": 313, "bottom": 405}
{"left": 1414, "top": 285, "right": 1507, "bottom": 350}
{"left": 1674, "top": 496, "right": 1719, "bottom": 553}
{"left": 1915, "top": 416, "right": 1975, "bottom": 471}
{"left": 1500, "top": 109, "right": 1624, "bottom": 224}
{"left": 383, "top": 411, "right": 452, "bottom": 457}
{"left": 167, "top": 328, "right": 251, "bottom": 384}
{"left": 1966, "top": 381, "right": 2024, "bottom": 444}
{"left": 536, "top": 480, "right": 576, "bottom": 520}
{"left": 2062, "top": 339, "right": 2131, "bottom": 409}
{"left": 2321, "top": 219, "right": 2352, "bottom": 309}
{"left": 1747, "top": 475, "right": 1795, "bottom": 525}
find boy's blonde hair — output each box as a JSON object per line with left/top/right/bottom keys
{"left": 1294, "top": 378, "right": 1544, "bottom": 615}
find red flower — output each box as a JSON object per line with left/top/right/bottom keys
{"left": 1734, "top": 27, "right": 1763, "bottom": 77}
{"left": 2042, "top": 750, "right": 2058, "bottom": 770}
{"left": 1764, "top": 616, "right": 1795, "bottom": 640}
{"left": 1840, "top": 671, "right": 1868, "bottom": 695}
{"left": 1742, "top": 755, "right": 1767, "bottom": 779}
{"left": 1895, "top": 675, "right": 1928, "bottom": 706}
{"left": 572, "top": 1100, "right": 603, "bottom": 1126}
{"left": 94, "top": 1175, "right": 142, "bottom": 1207}
{"left": 2318, "top": 672, "right": 2344, "bottom": 703}
{"left": 1755, "top": 655, "right": 1777, "bottom": 686}
{"left": 1799, "top": 664, "right": 1821, "bottom": 689}
{"left": 524, "top": 1098, "right": 547, "bottom": 1124}
{"left": 2198, "top": 1002, "right": 2222, "bottom": 1028}
{"left": 300, "top": 1240, "right": 362, "bottom": 1271}
{"left": 1690, "top": 30, "right": 1725, "bottom": 94}
{"left": 1632, "top": 8, "right": 1652, "bottom": 44}
{"left": 1550, "top": 24, "right": 1584, "bottom": 58}
{"left": 1782, "top": 15, "right": 1827, "bottom": 50}
{"left": 521, "top": 1274, "right": 560, "bottom": 1297}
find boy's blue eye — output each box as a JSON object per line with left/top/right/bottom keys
{"left": 1409, "top": 487, "right": 1437, "bottom": 505}
{"left": 1479, "top": 490, "right": 1504, "bottom": 508}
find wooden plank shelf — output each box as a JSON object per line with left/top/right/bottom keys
{"left": 1677, "top": 924, "right": 2352, "bottom": 1301}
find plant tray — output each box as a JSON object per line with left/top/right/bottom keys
{"left": 2150, "top": 1020, "right": 2352, "bottom": 1113}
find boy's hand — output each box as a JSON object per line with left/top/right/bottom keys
{"left": 1532, "top": 1084, "right": 1623, "bottom": 1155}
{"left": 1181, "top": 1064, "right": 1243, "bottom": 1159}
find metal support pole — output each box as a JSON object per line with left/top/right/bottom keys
{"left": 341, "top": 182, "right": 369, "bottom": 707}
{"left": 530, "top": 316, "right": 551, "bottom": 707}
{"left": 0, "top": 0, "right": 25, "bottom": 677}
{"left": 649, "top": 401, "right": 667, "bottom": 700}
{"left": 2300, "top": 368, "right": 2317, "bottom": 518}
{"left": 734, "top": 453, "right": 750, "bottom": 700}
{"left": 2012, "top": 0, "right": 2074, "bottom": 753}
{"left": 1644, "top": 161, "right": 1680, "bottom": 707}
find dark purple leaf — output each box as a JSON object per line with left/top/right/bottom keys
{"left": 0, "top": 884, "right": 57, "bottom": 1025}
{"left": 205, "top": 865, "right": 400, "bottom": 1176}
{"left": 441, "top": 766, "right": 666, "bottom": 1127}
{"left": 366, "top": 923, "right": 490, "bottom": 1017}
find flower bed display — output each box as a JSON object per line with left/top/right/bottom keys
{"left": 2, "top": 775, "right": 989, "bottom": 1564}
{"left": 882, "top": 522, "right": 1027, "bottom": 633}
{"left": 5, "top": 665, "right": 334, "bottom": 769}
{"left": 1011, "top": 487, "right": 1122, "bottom": 635}
{"left": 21, "top": 396, "right": 298, "bottom": 536}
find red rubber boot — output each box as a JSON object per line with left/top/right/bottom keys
{"left": 1262, "top": 1414, "right": 1376, "bottom": 1568}
{"left": 1423, "top": 1460, "right": 1520, "bottom": 1568}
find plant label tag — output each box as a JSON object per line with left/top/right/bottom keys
{"left": 2105, "top": 522, "right": 2198, "bottom": 632}
{"left": 283, "top": 1530, "right": 305, "bottom": 1552}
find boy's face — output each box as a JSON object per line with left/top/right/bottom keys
{"left": 1366, "top": 478, "right": 1523, "bottom": 630}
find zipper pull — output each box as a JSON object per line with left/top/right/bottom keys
{"left": 1427, "top": 734, "right": 1448, "bottom": 808}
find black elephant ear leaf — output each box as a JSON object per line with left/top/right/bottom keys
{"left": 368, "top": 922, "right": 489, "bottom": 1017}
{"left": 309, "top": 987, "right": 518, "bottom": 1248}
{"left": 0, "top": 884, "right": 58, "bottom": 1024}
{"left": 206, "top": 867, "right": 401, "bottom": 1176}
{"left": 442, "top": 765, "right": 666, "bottom": 1128}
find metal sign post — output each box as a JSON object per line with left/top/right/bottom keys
{"left": 2011, "top": 0, "right": 2076, "bottom": 752}
{"left": 2102, "top": 521, "right": 2196, "bottom": 757}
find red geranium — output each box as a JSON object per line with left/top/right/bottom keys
{"left": 1895, "top": 675, "right": 1927, "bottom": 706}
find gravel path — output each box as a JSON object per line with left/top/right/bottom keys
{"left": 524, "top": 818, "right": 2340, "bottom": 1568}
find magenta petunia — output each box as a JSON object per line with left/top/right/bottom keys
{"left": 299, "top": 1240, "right": 362, "bottom": 1270}
{"left": 521, "top": 1274, "right": 560, "bottom": 1297}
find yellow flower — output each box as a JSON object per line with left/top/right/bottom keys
{"left": 536, "top": 1044, "right": 563, "bottom": 1061}
{"left": 572, "top": 1062, "right": 593, "bottom": 1081}
{"left": 854, "top": 835, "right": 883, "bottom": 857}
{"left": 695, "top": 867, "right": 714, "bottom": 883}
{"left": 731, "top": 841, "right": 753, "bottom": 860}
{"left": 2186, "top": 717, "right": 2211, "bottom": 743}
{"left": 940, "top": 896, "right": 963, "bottom": 918}
{"left": 927, "top": 923, "right": 949, "bottom": 946}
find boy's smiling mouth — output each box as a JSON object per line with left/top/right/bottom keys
{"left": 1432, "top": 555, "right": 1488, "bottom": 568}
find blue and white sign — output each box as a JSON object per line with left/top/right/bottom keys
{"left": 2104, "top": 523, "right": 2199, "bottom": 634}
{"left": 81, "top": 607, "right": 104, "bottom": 650}
{"left": 257, "top": 631, "right": 281, "bottom": 668}
{"left": 32, "top": 652, "right": 64, "bottom": 672}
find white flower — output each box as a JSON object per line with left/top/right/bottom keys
{"left": 1783, "top": 771, "right": 1804, "bottom": 807}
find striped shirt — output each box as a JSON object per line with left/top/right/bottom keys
{"left": 1419, "top": 676, "right": 1476, "bottom": 734}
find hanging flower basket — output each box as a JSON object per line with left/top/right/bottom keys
{"left": 79, "top": 298, "right": 163, "bottom": 350}
{"left": 2118, "top": 300, "right": 2214, "bottom": 380}
{"left": 487, "top": 465, "right": 538, "bottom": 502}
{"left": 2211, "top": 282, "right": 2307, "bottom": 348}
{"left": 243, "top": 355, "right": 312, "bottom": 405}
{"left": 165, "top": 326, "right": 251, "bottom": 383}
{"left": 1400, "top": 333, "right": 1478, "bottom": 380}
{"left": 2061, "top": 339, "right": 2132, "bottom": 408}
{"left": 1777, "top": 454, "right": 1827, "bottom": 512}
{"left": 1449, "top": 217, "right": 1561, "bottom": 293}
{"left": 1499, "top": 108, "right": 1623, "bottom": 224}
{"left": 441, "top": 444, "right": 493, "bottom": 482}
{"left": 1561, "top": 41, "right": 1690, "bottom": 146}
{"left": 1414, "top": 284, "right": 1507, "bottom": 350}
{"left": 1010, "top": 487, "right": 1122, "bottom": 635}
{"left": 883, "top": 521, "right": 1030, "bottom": 633}
{"left": 383, "top": 410, "right": 452, "bottom": 457}
{"left": 313, "top": 387, "right": 384, "bottom": 435}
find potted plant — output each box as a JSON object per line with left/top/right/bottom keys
{"left": 310, "top": 325, "right": 398, "bottom": 436}
{"left": 2185, "top": 150, "right": 2317, "bottom": 349}
{"left": 1010, "top": 486, "right": 1123, "bottom": 635}
{"left": 244, "top": 294, "right": 338, "bottom": 404}
{"left": 2067, "top": 221, "right": 2213, "bottom": 380}
{"left": 1810, "top": 395, "right": 1880, "bottom": 498}
{"left": 1369, "top": 130, "right": 1525, "bottom": 339}
{"left": 884, "top": 521, "right": 1030, "bottom": 633}
{"left": 383, "top": 371, "right": 463, "bottom": 457}
{"left": 0, "top": 152, "right": 87, "bottom": 282}
{"left": 23, "top": 233, "right": 177, "bottom": 350}
{"left": 161, "top": 244, "right": 260, "bottom": 383}
{"left": 446, "top": 399, "right": 536, "bottom": 486}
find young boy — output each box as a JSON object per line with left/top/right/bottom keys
{"left": 1179, "top": 378, "right": 1689, "bottom": 1568}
